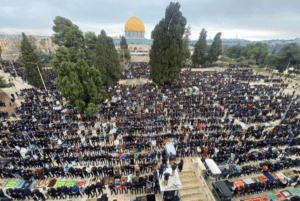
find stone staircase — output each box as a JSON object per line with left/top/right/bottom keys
{"left": 178, "top": 170, "right": 206, "bottom": 201}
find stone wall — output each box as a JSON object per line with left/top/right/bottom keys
{"left": 0, "top": 37, "right": 58, "bottom": 61}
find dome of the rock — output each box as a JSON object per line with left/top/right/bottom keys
{"left": 124, "top": 16, "right": 145, "bottom": 38}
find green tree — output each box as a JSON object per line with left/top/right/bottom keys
{"left": 247, "top": 42, "right": 268, "bottom": 64}
{"left": 95, "top": 30, "right": 122, "bottom": 86}
{"left": 81, "top": 32, "right": 97, "bottom": 67}
{"left": 52, "top": 47, "right": 71, "bottom": 71}
{"left": 52, "top": 16, "right": 85, "bottom": 63}
{"left": 274, "top": 43, "right": 300, "bottom": 72}
{"left": 183, "top": 25, "right": 191, "bottom": 60}
{"left": 225, "top": 45, "right": 244, "bottom": 59}
{"left": 0, "top": 76, "right": 12, "bottom": 88}
{"left": 21, "top": 33, "right": 46, "bottom": 87}
{"left": 120, "top": 36, "right": 128, "bottom": 50}
{"left": 55, "top": 59, "right": 107, "bottom": 117}
{"left": 18, "top": 46, "right": 54, "bottom": 66}
{"left": 192, "top": 28, "right": 207, "bottom": 65}
{"left": 208, "top": 32, "right": 222, "bottom": 63}
{"left": 149, "top": 2, "right": 187, "bottom": 85}
{"left": 120, "top": 36, "right": 130, "bottom": 61}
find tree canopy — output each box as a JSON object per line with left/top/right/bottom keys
{"left": 192, "top": 28, "right": 207, "bottom": 65}
{"left": 149, "top": 2, "right": 187, "bottom": 85}
{"left": 120, "top": 36, "right": 131, "bottom": 61}
{"left": 208, "top": 32, "right": 222, "bottom": 63}
{"left": 267, "top": 42, "right": 300, "bottom": 72}
{"left": 94, "top": 30, "right": 122, "bottom": 86}
{"left": 21, "top": 33, "right": 46, "bottom": 87}
{"left": 183, "top": 25, "right": 191, "bottom": 60}
{"left": 55, "top": 59, "right": 107, "bottom": 117}
{"left": 225, "top": 42, "right": 269, "bottom": 65}
{"left": 0, "top": 76, "right": 12, "bottom": 88}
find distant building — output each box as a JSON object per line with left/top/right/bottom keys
{"left": 113, "top": 15, "right": 153, "bottom": 47}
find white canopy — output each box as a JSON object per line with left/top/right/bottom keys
{"left": 205, "top": 159, "right": 221, "bottom": 175}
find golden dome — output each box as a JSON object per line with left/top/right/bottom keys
{"left": 125, "top": 16, "right": 145, "bottom": 32}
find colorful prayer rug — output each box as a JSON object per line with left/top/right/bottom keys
{"left": 53, "top": 181, "right": 66, "bottom": 187}
{"left": 271, "top": 173, "right": 279, "bottom": 180}
{"left": 22, "top": 180, "right": 32, "bottom": 188}
{"left": 233, "top": 179, "right": 245, "bottom": 187}
{"left": 5, "top": 181, "right": 18, "bottom": 188}
{"left": 280, "top": 190, "right": 292, "bottom": 198}
{"left": 288, "top": 188, "right": 300, "bottom": 196}
{"left": 267, "top": 195, "right": 277, "bottom": 201}
{"left": 75, "top": 180, "right": 86, "bottom": 186}
{"left": 29, "top": 180, "right": 39, "bottom": 188}
{"left": 64, "top": 181, "right": 76, "bottom": 187}
{"left": 274, "top": 193, "right": 285, "bottom": 200}
{"left": 0, "top": 182, "right": 6, "bottom": 188}
{"left": 15, "top": 180, "right": 25, "bottom": 189}
{"left": 47, "top": 178, "right": 57, "bottom": 187}
{"left": 258, "top": 176, "right": 268, "bottom": 182}
{"left": 260, "top": 195, "right": 270, "bottom": 201}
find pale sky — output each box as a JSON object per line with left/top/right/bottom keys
{"left": 1, "top": 0, "right": 299, "bottom": 41}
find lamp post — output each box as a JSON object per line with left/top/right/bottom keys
{"left": 26, "top": 59, "right": 48, "bottom": 92}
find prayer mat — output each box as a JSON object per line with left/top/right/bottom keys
{"left": 121, "top": 176, "right": 127, "bottom": 184}
{"left": 29, "top": 180, "right": 39, "bottom": 188}
{"left": 276, "top": 173, "right": 287, "bottom": 180}
{"left": 280, "top": 190, "right": 292, "bottom": 198}
{"left": 233, "top": 179, "right": 245, "bottom": 187}
{"left": 274, "top": 193, "right": 285, "bottom": 200}
{"left": 288, "top": 188, "right": 300, "bottom": 196}
{"left": 284, "top": 172, "right": 292, "bottom": 177}
{"left": 53, "top": 181, "right": 66, "bottom": 187}
{"left": 258, "top": 176, "right": 268, "bottom": 182}
{"left": 89, "top": 176, "right": 98, "bottom": 185}
{"left": 290, "top": 171, "right": 300, "bottom": 176}
{"left": 5, "top": 180, "right": 18, "bottom": 187}
{"left": 267, "top": 195, "right": 277, "bottom": 201}
{"left": 48, "top": 178, "right": 57, "bottom": 187}
{"left": 22, "top": 180, "right": 32, "bottom": 188}
{"left": 64, "top": 181, "right": 76, "bottom": 187}
{"left": 0, "top": 182, "right": 6, "bottom": 188}
{"left": 243, "top": 178, "right": 254, "bottom": 184}
{"left": 244, "top": 199, "right": 253, "bottom": 201}
{"left": 271, "top": 173, "right": 279, "bottom": 180}
{"left": 263, "top": 172, "right": 275, "bottom": 182}
{"left": 252, "top": 197, "right": 262, "bottom": 201}
{"left": 260, "top": 195, "right": 270, "bottom": 201}
{"left": 75, "top": 180, "right": 86, "bottom": 186}
{"left": 252, "top": 178, "right": 259, "bottom": 183}
{"left": 15, "top": 180, "right": 25, "bottom": 189}
{"left": 36, "top": 179, "right": 51, "bottom": 188}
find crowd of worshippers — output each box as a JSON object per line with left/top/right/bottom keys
{"left": 4, "top": 185, "right": 109, "bottom": 200}
{"left": 1, "top": 65, "right": 300, "bottom": 199}
{"left": 120, "top": 62, "right": 149, "bottom": 79}
{"left": 183, "top": 63, "right": 220, "bottom": 68}
{"left": 216, "top": 158, "right": 300, "bottom": 180}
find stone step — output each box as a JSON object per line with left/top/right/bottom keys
{"left": 180, "top": 193, "right": 205, "bottom": 201}
{"left": 181, "top": 180, "right": 200, "bottom": 188}
{"left": 180, "top": 187, "right": 202, "bottom": 197}
{"left": 180, "top": 175, "right": 199, "bottom": 183}
{"left": 179, "top": 171, "right": 196, "bottom": 177}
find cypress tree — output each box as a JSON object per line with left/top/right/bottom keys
{"left": 21, "top": 33, "right": 46, "bottom": 87}
{"left": 120, "top": 36, "right": 131, "bottom": 62}
{"left": 208, "top": 32, "right": 222, "bottom": 63}
{"left": 192, "top": 28, "right": 208, "bottom": 65}
{"left": 95, "top": 30, "right": 121, "bottom": 86}
{"left": 56, "top": 59, "right": 107, "bottom": 117}
{"left": 149, "top": 2, "right": 187, "bottom": 85}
